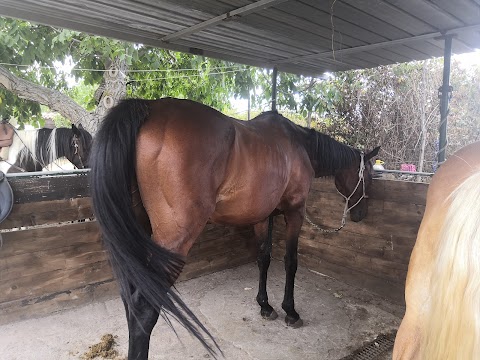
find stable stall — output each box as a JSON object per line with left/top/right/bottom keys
{"left": 0, "top": 171, "right": 424, "bottom": 359}
{"left": 0, "top": 0, "right": 479, "bottom": 358}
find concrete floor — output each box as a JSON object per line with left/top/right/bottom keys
{"left": 0, "top": 260, "right": 403, "bottom": 360}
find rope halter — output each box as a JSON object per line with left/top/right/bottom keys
{"left": 72, "top": 134, "right": 85, "bottom": 169}
{"left": 305, "top": 152, "right": 367, "bottom": 233}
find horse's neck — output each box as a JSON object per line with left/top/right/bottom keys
{"left": 19, "top": 129, "right": 58, "bottom": 168}
{"left": 306, "top": 131, "right": 358, "bottom": 176}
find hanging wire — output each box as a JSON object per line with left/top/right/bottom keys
{"left": 0, "top": 62, "right": 249, "bottom": 73}
{"left": 127, "top": 70, "right": 246, "bottom": 82}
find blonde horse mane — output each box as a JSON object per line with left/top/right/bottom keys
{"left": 422, "top": 170, "right": 480, "bottom": 359}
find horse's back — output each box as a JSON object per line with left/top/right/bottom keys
{"left": 393, "top": 141, "right": 480, "bottom": 359}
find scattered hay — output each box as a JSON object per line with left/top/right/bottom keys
{"left": 82, "top": 334, "right": 118, "bottom": 359}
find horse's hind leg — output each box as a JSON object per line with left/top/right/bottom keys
{"left": 121, "top": 188, "right": 159, "bottom": 360}
{"left": 255, "top": 216, "right": 278, "bottom": 320}
{"left": 281, "top": 210, "right": 303, "bottom": 328}
{"left": 121, "top": 286, "right": 159, "bottom": 360}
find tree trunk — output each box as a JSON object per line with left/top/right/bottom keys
{"left": 0, "top": 65, "right": 97, "bottom": 132}
{"left": 91, "top": 57, "right": 128, "bottom": 133}
{"left": 306, "top": 110, "right": 312, "bottom": 128}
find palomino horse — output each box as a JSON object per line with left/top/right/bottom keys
{"left": 90, "top": 98, "right": 379, "bottom": 359}
{"left": 0, "top": 124, "right": 92, "bottom": 173}
{"left": 393, "top": 141, "right": 480, "bottom": 359}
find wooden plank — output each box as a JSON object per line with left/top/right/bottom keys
{"left": 297, "top": 227, "right": 414, "bottom": 265}
{"left": 7, "top": 172, "right": 90, "bottom": 204}
{"left": 310, "top": 178, "right": 427, "bottom": 205}
{"left": 272, "top": 245, "right": 405, "bottom": 304}
{"left": 295, "top": 239, "right": 408, "bottom": 284}
{"left": 305, "top": 200, "right": 424, "bottom": 239}
{"left": 0, "top": 221, "right": 100, "bottom": 259}
{"left": 0, "top": 260, "right": 114, "bottom": 303}
{"left": 295, "top": 252, "right": 406, "bottom": 304}
{"left": 0, "top": 198, "right": 94, "bottom": 229}
{"left": 180, "top": 250, "right": 255, "bottom": 281}
{"left": 0, "top": 279, "right": 118, "bottom": 325}
{"left": 273, "top": 236, "right": 409, "bottom": 286}
{"left": 0, "top": 241, "right": 107, "bottom": 282}
{"left": 380, "top": 180, "right": 428, "bottom": 205}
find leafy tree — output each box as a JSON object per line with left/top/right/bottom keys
{"left": 0, "top": 18, "right": 247, "bottom": 133}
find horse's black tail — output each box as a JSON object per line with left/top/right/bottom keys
{"left": 89, "top": 99, "right": 219, "bottom": 355}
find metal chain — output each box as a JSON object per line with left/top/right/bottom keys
{"left": 305, "top": 212, "right": 346, "bottom": 233}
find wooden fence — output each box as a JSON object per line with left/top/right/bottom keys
{"left": 0, "top": 172, "right": 427, "bottom": 324}
{"left": 0, "top": 171, "right": 254, "bottom": 324}
{"left": 272, "top": 178, "right": 428, "bottom": 304}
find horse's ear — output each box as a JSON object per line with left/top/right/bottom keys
{"left": 71, "top": 123, "right": 81, "bottom": 135}
{"left": 365, "top": 146, "right": 380, "bottom": 161}
{"left": 77, "top": 123, "right": 84, "bottom": 130}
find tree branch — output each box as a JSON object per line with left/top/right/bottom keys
{"left": 0, "top": 65, "right": 94, "bottom": 131}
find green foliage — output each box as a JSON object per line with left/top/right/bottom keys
{"left": 0, "top": 18, "right": 248, "bottom": 123}
{"left": 126, "top": 48, "right": 243, "bottom": 110}
{"left": 66, "top": 80, "right": 96, "bottom": 111}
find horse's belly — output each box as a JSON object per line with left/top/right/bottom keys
{"left": 210, "top": 188, "right": 280, "bottom": 225}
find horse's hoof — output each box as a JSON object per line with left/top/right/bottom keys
{"left": 285, "top": 316, "right": 303, "bottom": 328}
{"left": 261, "top": 309, "right": 278, "bottom": 320}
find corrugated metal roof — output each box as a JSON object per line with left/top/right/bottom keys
{"left": 1, "top": 0, "right": 479, "bottom": 76}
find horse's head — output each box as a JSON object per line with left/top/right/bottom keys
{"left": 334, "top": 146, "right": 380, "bottom": 222}
{"left": 69, "top": 124, "right": 93, "bottom": 169}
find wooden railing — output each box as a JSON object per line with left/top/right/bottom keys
{"left": 0, "top": 171, "right": 254, "bottom": 324}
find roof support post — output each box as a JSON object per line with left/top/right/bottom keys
{"left": 437, "top": 34, "right": 453, "bottom": 166}
{"left": 271, "top": 66, "right": 278, "bottom": 111}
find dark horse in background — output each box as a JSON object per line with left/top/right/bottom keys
{"left": 0, "top": 124, "right": 92, "bottom": 173}
{"left": 90, "top": 98, "right": 380, "bottom": 359}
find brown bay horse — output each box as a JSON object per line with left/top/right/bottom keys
{"left": 393, "top": 141, "right": 480, "bottom": 359}
{"left": 90, "top": 98, "right": 379, "bottom": 359}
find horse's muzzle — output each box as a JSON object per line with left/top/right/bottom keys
{"left": 350, "top": 200, "right": 368, "bottom": 222}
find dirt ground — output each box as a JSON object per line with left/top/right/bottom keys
{"left": 0, "top": 260, "right": 403, "bottom": 359}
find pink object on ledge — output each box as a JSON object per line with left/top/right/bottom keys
{"left": 400, "top": 164, "right": 416, "bottom": 172}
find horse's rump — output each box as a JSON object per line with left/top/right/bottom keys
{"left": 422, "top": 168, "right": 480, "bottom": 359}
{"left": 393, "top": 141, "right": 480, "bottom": 359}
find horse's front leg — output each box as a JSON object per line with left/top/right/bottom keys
{"left": 121, "top": 286, "right": 160, "bottom": 360}
{"left": 254, "top": 216, "right": 278, "bottom": 320}
{"left": 282, "top": 210, "right": 303, "bottom": 328}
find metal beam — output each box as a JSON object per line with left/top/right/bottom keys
{"left": 161, "top": 0, "right": 288, "bottom": 43}
{"left": 275, "top": 23, "right": 480, "bottom": 65}
{"left": 437, "top": 34, "right": 453, "bottom": 166}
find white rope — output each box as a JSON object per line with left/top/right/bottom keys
{"left": 305, "top": 153, "right": 366, "bottom": 233}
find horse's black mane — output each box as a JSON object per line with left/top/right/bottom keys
{"left": 308, "top": 129, "right": 359, "bottom": 171}
{"left": 33, "top": 128, "right": 71, "bottom": 163}
{"left": 254, "top": 111, "right": 359, "bottom": 172}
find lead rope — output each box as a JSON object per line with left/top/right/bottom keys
{"left": 305, "top": 153, "right": 366, "bottom": 233}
